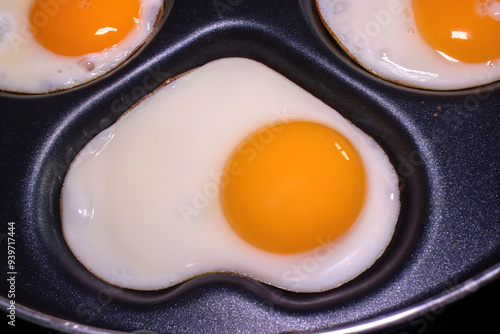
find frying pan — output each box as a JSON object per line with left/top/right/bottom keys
{"left": 1, "top": 0, "right": 499, "bottom": 333}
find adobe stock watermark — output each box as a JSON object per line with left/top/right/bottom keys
{"left": 5, "top": 222, "right": 16, "bottom": 327}
{"left": 178, "top": 106, "right": 294, "bottom": 224}
{"left": 110, "top": 62, "right": 170, "bottom": 115}
{"left": 48, "top": 62, "right": 171, "bottom": 200}
{"left": 0, "top": 0, "right": 70, "bottom": 54}
{"left": 398, "top": 276, "right": 481, "bottom": 334}
{"left": 0, "top": 14, "right": 33, "bottom": 54}
{"left": 394, "top": 150, "right": 423, "bottom": 188}
{"left": 430, "top": 79, "right": 498, "bottom": 145}
{"left": 213, "top": 0, "right": 245, "bottom": 19}
{"left": 259, "top": 234, "right": 341, "bottom": 307}
{"left": 75, "top": 266, "right": 135, "bottom": 324}
{"left": 340, "top": 0, "right": 405, "bottom": 49}
{"left": 280, "top": 235, "right": 340, "bottom": 290}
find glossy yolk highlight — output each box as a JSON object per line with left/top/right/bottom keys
{"left": 30, "top": 0, "right": 141, "bottom": 57}
{"left": 412, "top": 0, "right": 500, "bottom": 63}
{"left": 220, "top": 121, "right": 366, "bottom": 254}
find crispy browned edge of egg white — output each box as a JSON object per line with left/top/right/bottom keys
{"left": 313, "top": 0, "right": 432, "bottom": 90}
{"left": 56, "top": 66, "right": 315, "bottom": 294}
{"left": 1, "top": 1, "right": 167, "bottom": 95}
{"left": 313, "top": 1, "right": 378, "bottom": 76}
{"left": 57, "top": 66, "right": 194, "bottom": 288}
{"left": 56, "top": 62, "right": 363, "bottom": 294}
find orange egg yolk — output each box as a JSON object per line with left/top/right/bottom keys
{"left": 412, "top": 0, "right": 500, "bottom": 63}
{"left": 30, "top": 0, "right": 141, "bottom": 57}
{"left": 220, "top": 121, "right": 366, "bottom": 254}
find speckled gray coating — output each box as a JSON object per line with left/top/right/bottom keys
{"left": 0, "top": 0, "right": 499, "bottom": 333}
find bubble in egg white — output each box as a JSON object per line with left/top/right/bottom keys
{"left": 476, "top": 0, "right": 500, "bottom": 19}
{"left": 61, "top": 58, "right": 400, "bottom": 292}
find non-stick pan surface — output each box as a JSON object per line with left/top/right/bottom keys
{"left": 1, "top": 1, "right": 499, "bottom": 333}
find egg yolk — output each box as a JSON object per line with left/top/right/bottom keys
{"left": 412, "top": 0, "right": 500, "bottom": 63}
{"left": 29, "top": 0, "right": 141, "bottom": 57}
{"left": 220, "top": 121, "right": 366, "bottom": 254}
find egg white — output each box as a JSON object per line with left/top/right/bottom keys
{"left": 316, "top": 0, "right": 500, "bottom": 90}
{"left": 61, "top": 58, "right": 400, "bottom": 292}
{"left": 0, "top": 0, "right": 162, "bottom": 94}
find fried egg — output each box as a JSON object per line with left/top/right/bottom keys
{"left": 61, "top": 58, "right": 400, "bottom": 292}
{"left": 316, "top": 0, "right": 500, "bottom": 90}
{"left": 0, "top": 0, "right": 162, "bottom": 94}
